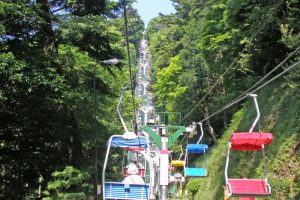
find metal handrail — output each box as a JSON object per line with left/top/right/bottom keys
{"left": 178, "top": 145, "right": 184, "bottom": 160}
{"left": 224, "top": 143, "right": 231, "bottom": 183}
{"left": 102, "top": 135, "right": 113, "bottom": 200}
{"left": 197, "top": 122, "right": 204, "bottom": 144}
{"left": 117, "top": 87, "right": 128, "bottom": 133}
{"left": 249, "top": 94, "right": 260, "bottom": 132}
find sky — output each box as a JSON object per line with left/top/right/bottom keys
{"left": 132, "top": 0, "right": 176, "bottom": 27}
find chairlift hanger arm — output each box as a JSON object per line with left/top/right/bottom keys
{"left": 178, "top": 145, "right": 183, "bottom": 160}
{"left": 197, "top": 122, "right": 204, "bottom": 144}
{"left": 249, "top": 94, "right": 260, "bottom": 133}
{"left": 117, "top": 87, "right": 129, "bottom": 133}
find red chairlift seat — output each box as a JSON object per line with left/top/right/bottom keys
{"left": 227, "top": 179, "right": 271, "bottom": 197}
{"left": 230, "top": 132, "right": 273, "bottom": 151}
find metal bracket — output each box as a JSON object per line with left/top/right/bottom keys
{"left": 117, "top": 87, "right": 129, "bottom": 133}
{"left": 140, "top": 125, "right": 186, "bottom": 148}
{"left": 197, "top": 122, "right": 204, "bottom": 144}
{"left": 249, "top": 94, "right": 260, "bottom": 132}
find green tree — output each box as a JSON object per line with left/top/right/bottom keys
{"left": 43, "top": 166, "right": 91, "bottom": 200}
{"left": 0, "top": 0, "right": 141, "bottom": 198}
{"left": 126, "top": 4, "right": 145, "bottom": 51}
{"left": 146, "top": 14, "right": 185, "bottom": 69}
{"left": 153, "top": 56, "right": 187, "bottom": 111}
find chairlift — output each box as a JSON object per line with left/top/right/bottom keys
{"left": 102, "top": 87, "right": 151, "bottom": 200}
{"left": 169, "top": 149, "right": 185, "bottom": 198}
{"left": 102, "top": 135, "right": 151, "bottom": 200}
{"left": 171, "top": 145, "right": 185, "bottom": 168}
{"left": 184, "top": 123, "right": 208, "bottom": 177}
{"left": 169, "top": 148, "right": 185, "bottom": 183}
{"left": 225, "top": 94, "right": 273, "bottom": 198}
{"left": 147, "top": 112, "right": 155, "bottom": 125}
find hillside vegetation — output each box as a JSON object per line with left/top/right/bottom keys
{"left": 187, "top": 75, "right": 300, "bottom": 199}
{"left": 1, "top": 0, "right": 299, "bottom": 199}
{"left": 0, "top": 0, "right": 145, "bottom": 199}
{"left": 146, "top": 0, "right": 300, "bottom": 199}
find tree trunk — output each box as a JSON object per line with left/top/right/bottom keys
{"left": 36, "top": 0, "right": 57, "bottom": 54}
{"left": 223, "top": 110, "right": 228, "bottom": 130}
{"left": 204, "top": 107, "right": 218, "bottom": 143}
{"left": 66, "top": 109, "right": 82, "bottom": 167}
{"left": 220, "top": 78, "right": 228, "bottom": 130}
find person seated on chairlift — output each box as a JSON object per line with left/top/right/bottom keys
{"left": 128, "top": 152, "right": 144, "bottom": 168}
{"left": 122, "top": 163, "right": 145, "bottom": 184}
{"left": 173, "top": 168, "right": 185, "bottom": 183}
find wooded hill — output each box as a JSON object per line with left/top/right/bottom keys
{"left": 186, "top": 80, "right": 300, "bottom": 199}
{"left": 0, "top": 0, "right": 144, "bottom": 199}
{"left": 0, "top": 0, "right": 299, "bottom": 199}
{"left": 145, "top": 0, "right": 299, "bottom": 199}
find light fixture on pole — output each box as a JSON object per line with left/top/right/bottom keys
{"left": 93, "top": 58, "right": 120, "bottom": 200}
{"left": 99, "top": 58, "right": 121, "bottom": 65}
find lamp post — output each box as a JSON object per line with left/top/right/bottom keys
{"left": 93, "top": 58, "right": 120, "bottom": 200}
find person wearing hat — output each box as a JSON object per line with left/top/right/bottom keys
{"left": 122, "top": 163, "right": 145, "bottom": 184}
{"left": 128, "top": 152, "right": 145, "bottom": 168}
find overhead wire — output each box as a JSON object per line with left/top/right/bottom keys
{"left": 202, "top": 46, "right": 300, "bottom": 120}
{"left": 198, "top": 59, "right": 300, "bottom": 123}
{"left": 181, "top": 1, "right": 283, "bottom": 122}
{"left": 227, "top": 46, "right": 300, "bottom": 104}
{"left": 180, "top": 56, "right": 300, "bottom": 145}
{"left": 123, "top": 0, "right": 137, "bottom": 131}
{"left": 246, "top": 60, "right": 300, "bottom": 96}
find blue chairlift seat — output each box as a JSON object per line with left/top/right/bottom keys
{"left": 186, "top": 144, "right": 208, "bottom": 153}
{"left": 105, "top": 182, "right": 149, "bottom": 200}
{"left": 185, "top": 144, "right": 208, "bottom": 177}
{"left": 185, "top": 167, "right": 207, "bottom": 177}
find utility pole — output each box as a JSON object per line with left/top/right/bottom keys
{"left": 159, "top": 137, "right": 169, "bottom": 200}
{"left": 93, "top": 64, "right": 98, "bottom": 200}
{"left": 93, "top": 59, "right": 120, "bottom": 200}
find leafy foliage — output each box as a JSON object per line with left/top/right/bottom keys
{"left": 1, "top": 0, "right": 299, "bottom": 199}
{"left": 0, "top": 0, "right": 144, "bottom": 199}
{"left": 146, "top": 0, "right": 300, "bottom": 137}
{"left": 43, "top": 166, "right": 91, "bottom": 200}
{"left": 146, "top": 0, "right": 300, "bottom": 199}
{"left": 188, "top": 75, "right": 300, "bottom": 199}
{"left": 153, "top": 56, "right": 187, "bottom": 111}
{"left": 146, "top": 14, "right": 185, "bottom": 69}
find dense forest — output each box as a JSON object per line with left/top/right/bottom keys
{"left": 145, "top": 0, "right": 300, "bottom": 199}
{"left": 0, "top": 0, "right": 144, "bottom": 199}
{"left": 0, "top": 0, "right": 299, "bottom": 199}
{"left": 146, "top": 0, "right": 299, "bottom": 129}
